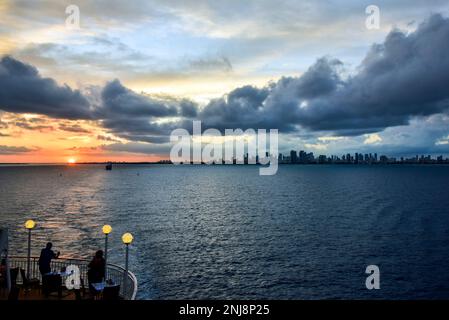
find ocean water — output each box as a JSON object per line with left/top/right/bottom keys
{"left": 1, "top": 164, "right": 449, "bottom": 299}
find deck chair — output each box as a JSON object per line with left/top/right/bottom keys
{"left": 42, "top": 273, "right": 62, "bottom": 298}
{"left": 9, "top": 267, "right": 19, "bottom": 287}
{"left": 20, "top": 268, "right": 40, "bottom": 290}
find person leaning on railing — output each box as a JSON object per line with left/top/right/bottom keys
{"left": 38, "top": 242, "right": 60, "bottom": 275}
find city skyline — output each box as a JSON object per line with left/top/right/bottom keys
{"left": 278, "top": 150, "right": 449, "bottom": 164}
{"left": 1, "top": 1, "right": 449, "bottom": 163}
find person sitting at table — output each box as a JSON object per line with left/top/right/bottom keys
{"left": 87, "top": 250, "right": 105, "bottom": 285}
{"left": 38, "top": 242, "right": 60, "bottom": 275}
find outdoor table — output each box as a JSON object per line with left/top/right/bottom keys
{"left": 91, "top": 281, "right": 115, "bottom": 292}
{"left": 42, "top": 270, "right": 74, "bottom": 298}
{"left": 42, "top": 273, "right": 62, "bottom": 298}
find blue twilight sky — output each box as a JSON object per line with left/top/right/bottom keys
{"left": 1, "top": 0, "right": 449, "bottom": 162}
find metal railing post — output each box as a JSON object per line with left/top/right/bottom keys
{"left": 26, "top": 229, "right": 31, "bottom": 279}
{"left": 9, "top": 256, "right": 137, "bottom": 299}
{"left": 104, "top": 233, "right": 108, "bottom": 281}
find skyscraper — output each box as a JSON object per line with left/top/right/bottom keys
{"left": 290, "top": 150, "right": 298, "bottom": 164}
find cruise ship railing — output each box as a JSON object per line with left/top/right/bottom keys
{"left": 8, "top": 256, "right": 137, "bottom": 300}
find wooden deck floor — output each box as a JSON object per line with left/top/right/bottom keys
{"left": 0, "top": 286, "right": 90, "bottom": 300}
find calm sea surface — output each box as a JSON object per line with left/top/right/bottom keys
{"left": 1, "top": 164, "right": 449, "bottom": 299}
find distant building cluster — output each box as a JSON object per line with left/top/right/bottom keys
{"left": 158, "top": 151, "right": 449, "bottom": 165}
{"left": 278, "top": 151, "right": 449, "bottom": 164}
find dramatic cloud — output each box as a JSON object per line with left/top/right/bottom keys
{"left": 198, "top": 85, "right": 272, "bottom": 131}
{"left": 180, "top": 100, "right": 198, "bottom": 118}
{"left": 0, "top": 56, "right": 92, "bottom": 119}
{"left": 97, "top": 79, "right": 197, "bottom": 143}
{"left": 198, "top": 14, "right": 449, "bottom": 135}
{"left": 2, "top": 13, "right": 449, "bottom": 157}
{"left": 97, "top": 79, "right": 179, "bottom": 118}
{"left": 281, "top": 57, "right": 342, "bottom": 99}
{"left": 293, "top": 14, "right": 449, "bottom": 133}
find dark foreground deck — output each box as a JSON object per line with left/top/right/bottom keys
{"left": 1, "top": 256, "right": 137, "bottom": 300}
{"left": 1, "top": 285, "right": 81, "bottom": 300}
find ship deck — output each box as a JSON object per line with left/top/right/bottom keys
{"left": 1, "top": 285, "right": 81, "bottom": 300}
{"left": 1, "top": 256, "right": 137, "bottom": 300}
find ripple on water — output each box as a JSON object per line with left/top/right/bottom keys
{"left": 1, "top": 164, "right": 449, "bottom": 299}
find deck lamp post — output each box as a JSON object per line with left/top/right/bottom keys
{"left": 122, "top": 233, "right": 133, "bottom": 296}
{"left": 24, "top": 219, "right": 36, "bottom": 279}
{"left": 102, "top": 225, "right": 112, "bottom": 281}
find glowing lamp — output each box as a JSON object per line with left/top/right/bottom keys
{"left": 25, "top": 219, "right": 35, "bottom": 278}
{"left": 122, "top": 233, "right": 133, "bottom": 244}
{"left": 25, "top": 220, "right": 36, "bottom": 229}
{"left": 102, "top": 224, "right": 112, "bottom": 235}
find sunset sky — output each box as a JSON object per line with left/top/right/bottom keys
{"left": 1, "top": 0, "right": 449, "bottom": 163}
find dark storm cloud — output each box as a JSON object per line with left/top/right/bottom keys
{"left": 0, "top": 56, "right": 92, "bottom": 119}
{"left": 281, "top": 57, "right": 342, "bottom": 99}
{"left": 97, "top": 79, "right": 179, "bottom": 118}
{"left": 100, "top": 117, "right": 183, "bottom": 143}
{"left": 293, "top": 14, "right": 449, "bottom": 132}
{"left": 180, "top": 100, "right": 198, "bottom": 118}
{"left": 96, "top": 80, "right": 199, "bottom": 143}
{"left": 199, "top": 85, "right": 274, "bottom": 131}
{"left": 0, "top": 59, "right": 188, "bottom": 143}
{"left": 2, "top": 13, "right": 449, "bottom": 151}
{"left": 198, "top": 14, "right": 449, "bottom": 135}
{"left": 101, "top": 118, "right": 162, "bottom": 135}
{"left": 197, "top": 57, "right": 344, "bottom": 132}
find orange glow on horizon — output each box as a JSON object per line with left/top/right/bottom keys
{"left": 0, "top": 153, "right": 165, "bottom": 163}
{"left": 0, "top": 112, "right": 166, "bottom": 163}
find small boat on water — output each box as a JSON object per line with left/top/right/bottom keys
{"left": 105, "top": 163, "right": 112, "bottom": 170}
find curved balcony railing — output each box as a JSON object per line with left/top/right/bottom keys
{"left": 8, "top": 256, "right": 137, "bottom": 300}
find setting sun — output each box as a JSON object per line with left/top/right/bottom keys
{"left": 67, "top": 158, "right": 76, "bottom": 164}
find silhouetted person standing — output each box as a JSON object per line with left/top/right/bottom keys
{"left": 38, "top": 242, "right": 60, "bottom": 275}
{"left": 88, "top": 250, "right": 105, "bottom": 285}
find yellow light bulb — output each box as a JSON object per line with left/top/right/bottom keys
{"left": 102, "top": 224, "right": 112, "bottom": 235}
{"left": 25, "top": 220, "right": 36, "bottom": 229}
{"left": 122, "top": 233, "right": 133, "bottom": 244}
